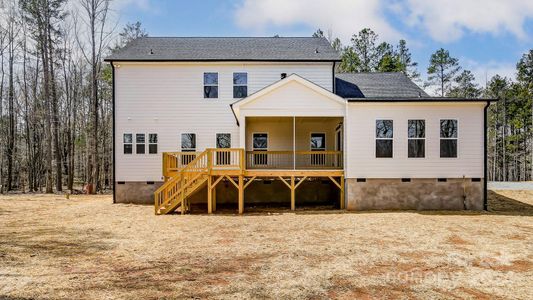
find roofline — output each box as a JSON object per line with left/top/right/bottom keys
{"left": 137, "top": 36, "right": 333, "bottom": 38}
{"left": 347, "top": 97, "right": 498, "bottom": 102}
{"left": 105, "top": 59, "right": 341, "bottom": 63}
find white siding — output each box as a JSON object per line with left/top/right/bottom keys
{"left": 345, "top": 102, "right": 485, "bottom": 178}
{"left": 239, "top": 80, "right": 344, "bottom": 117}
{"left": 115, "top": 61, "right": 333, "bottom": 181}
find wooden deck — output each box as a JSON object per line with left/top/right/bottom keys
{"left": 156, "top": 149, "right": 344, "bottom": 215}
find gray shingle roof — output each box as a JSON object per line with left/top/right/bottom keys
{"left": 335, "top": 72, "right": 429, "bottom": 99}
{"left": 106, "top": 37, "right": 341, "bottom": 61}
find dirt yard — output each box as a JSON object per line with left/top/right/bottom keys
{"left": 0, "top": 191, "right": 532, "bottom": 299}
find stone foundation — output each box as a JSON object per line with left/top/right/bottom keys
{"left": 346, "top": 178, "right": 484, "bottom": 210}
{"left": 114, "top": 179, "right": 339, "bottom": 206}
{"left": 115, "top": 181, "right": 164, "bottom": 204}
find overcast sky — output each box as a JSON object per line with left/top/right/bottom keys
{"left": 113, "top": 0, "right": 533, "bottom": 87}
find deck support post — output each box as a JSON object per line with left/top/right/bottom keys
{"left": 291, "top": 176, "right": 295, "bottom": 210}
{"left": 340, "top": 175, "right": 345, "bottom": 209}
{"left": 238, "top": 175, "right": 244, "bottom": 214}
{"left": 207, "top": 176, "right": 213, "bottom": 214}
{"left": 212, "top": 184, "right": 216, "bottom": 212}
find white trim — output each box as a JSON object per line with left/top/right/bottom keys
{"left": 123, "top": 133, "right": 133, "bottom": 155}
{"left": 407, "top": 119, "right": 425, "bottom": 159}
{"left": 232, "top": 72, "right": 248, "bottom": 99}
{"left": 335, "top": 126, "right": 342, "bottom": 152}
{"left": 375, "top": 119, "right": 394, "bottom": 158}
{"left": 439, "top": 118, "right": 459, "bottom": 158}
{"left": 135, "top": 133, "right": 146, "bottom": 155}
{"left": 148, "top": 133, "right": 158, "bottom": 154}
{"left": 203, "top": 72, "right": 219, "bottom": 99}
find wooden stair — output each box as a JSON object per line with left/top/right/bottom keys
{"left": 154, "top": 150, "right": 209, "bottom": 215}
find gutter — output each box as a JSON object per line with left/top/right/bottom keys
{"left": 347, "top": 98, "right": 498, "bottom": 102}
{"left": 230, "top": 103, "right": 239, "bottom": 126}
{"left": 103, "top": 58, "right": 342, "bottom": 63}
{"left": 111, "top": 62, "right": 116, "bottom": 204}
{"left": 483, "top": 101, "right": 490, "bottom": 210}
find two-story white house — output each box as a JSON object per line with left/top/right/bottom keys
{"left": 105, "top": 37, "right": 495, "bottom": 214}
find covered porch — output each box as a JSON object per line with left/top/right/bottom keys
{"left": 244, "top": 116, "right": 343, "bottom": 170}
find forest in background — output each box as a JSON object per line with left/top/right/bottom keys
{"left": 0, "top": 1, "right": 531, "bottom": 194}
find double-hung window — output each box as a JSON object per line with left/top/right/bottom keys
{"left": 408, "top": 120, "right": 425, "bottom": 158}
{"left": 123, "top": 133, "right": 133, "bottom": 154}
{"left": 148, "top": 134, "right": 158, "bottom": 154}
{"left": 136, "top": 134, "right": 145, "bottom": 154}
{"left": 204, "top": 72, "right": 218, "bottom": 98}
{"left": 440, "top": 119, "right": 458, "bottom": 158}
{"left": 233, "top": 72, "right": 247, "bottom": 98}
{"left": 376, "top": 120, "right": 393, "bottom": 158}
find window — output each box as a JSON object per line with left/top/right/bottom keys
{"left": 252, "top": 133, "right": 268, "bottom": 165}
{"left": 136, "top": 134, "right": 145, "bottom": 154}
{"left": 310, "top": 133, "right": 326, "bottom": 165}
{"left": 408, "top": 120, "right": 425, "bottom": 158}
{"left": 310, "top": 133, "right": 326, "bottom": 151}
{"left": 181, "top": 133, "right": 196, "bottom": 165}
{"left": 123, "top": 133, "right": 133, "bottom": 154}
{"left": 216, "top": 133, "right": 231, "bottom": 165}
{"left": 376, "top": 120, "right": 393, "bottom": 158}
{"left": 216, "top": 133, "right": 231, "bottom": 148}
{"left": 149, "top": 134, "right": 158, "bottom": 154}
{"left": 440, "top": 119, "right": 458, "bottom": 158}
{"left": 233, "top": 72, "right": 247, "bottom": 98}
{"left": 181, "top": 133, "right": 196, "bottom": 151}
{"left": 204, "top": 72, "right": 218, "bottom": 98}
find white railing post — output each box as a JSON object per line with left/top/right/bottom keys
{"left": 293, "top": 116, "right": 296, "bottom": 170}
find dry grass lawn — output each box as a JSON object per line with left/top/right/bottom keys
{"left": 0, "top": 191, "right": 532, "bottom": 299}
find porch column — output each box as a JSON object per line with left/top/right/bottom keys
{"left": 239, "top": 116, "right": 246, "bottom": 150}
{"left": 293, "top": 116, "right": 296, "bottom": 170}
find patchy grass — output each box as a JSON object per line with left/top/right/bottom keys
{"left": 0, "top": 191, "right": 532, "bottom": 299}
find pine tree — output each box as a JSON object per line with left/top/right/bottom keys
{"left": 426, "top": 48, "right": 461, "bottom": 96}
{"left": 447, "top": 70, "right": 481, "bottom": 98}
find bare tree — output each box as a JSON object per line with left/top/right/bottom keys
{"left": 75, "top": 0, "right": 113, "bottom": 193}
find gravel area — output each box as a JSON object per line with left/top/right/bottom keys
{"left": 489, "top": 181, "right": 533, "bottom": 190}
{"left": 0, "top": 192, "right": 532, "bottom": 299}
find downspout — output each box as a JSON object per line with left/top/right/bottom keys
{"left": 111, "top": 62, "right": 116, "bottom": 204}
{"left": 332, "top": 62, "right": 336, "bottom": 94}
{"left": 483, "top": 101, "right": 490, "bottom": 210}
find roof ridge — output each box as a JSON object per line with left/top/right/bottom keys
{"left": 140, "top": 36, "right": 328, "bottom": 39}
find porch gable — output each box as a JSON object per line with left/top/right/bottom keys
{"left": 231, "top": 74, "right": 346, "bottom": 118}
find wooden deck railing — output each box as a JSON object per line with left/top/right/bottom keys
{"left": 155, "top": 150, "right": 211, "bottom": 214}
{"left": 163, "top": 151, "right": 201, "bottom": 178}
{"left": 156, "top": 148, "right": 344, "bottom": 214}
{"left": 246, "top": 151, "right": 343, "bottom": 170}
{"left": 162, "top": 149, "right": 343, "bottom": 179}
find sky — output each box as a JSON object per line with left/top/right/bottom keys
{"left": 112, "top": 0, "right": 533, "bottom": 88}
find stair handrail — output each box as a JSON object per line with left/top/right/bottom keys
{"left": 155, "top": 148, "right": 246, "bottom": 214}
{"left": 154, "top": 150, "right": 211, "bottom": 214}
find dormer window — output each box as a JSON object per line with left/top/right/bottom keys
{"left": 204, "top": 72, "right": 218, "bottom": 98}
{"left": 233, "top": 72, "right": 247, "bottom": 98}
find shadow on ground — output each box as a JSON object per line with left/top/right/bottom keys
{"left": 173, "top": 190, "right": 533, "bottom": 217}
